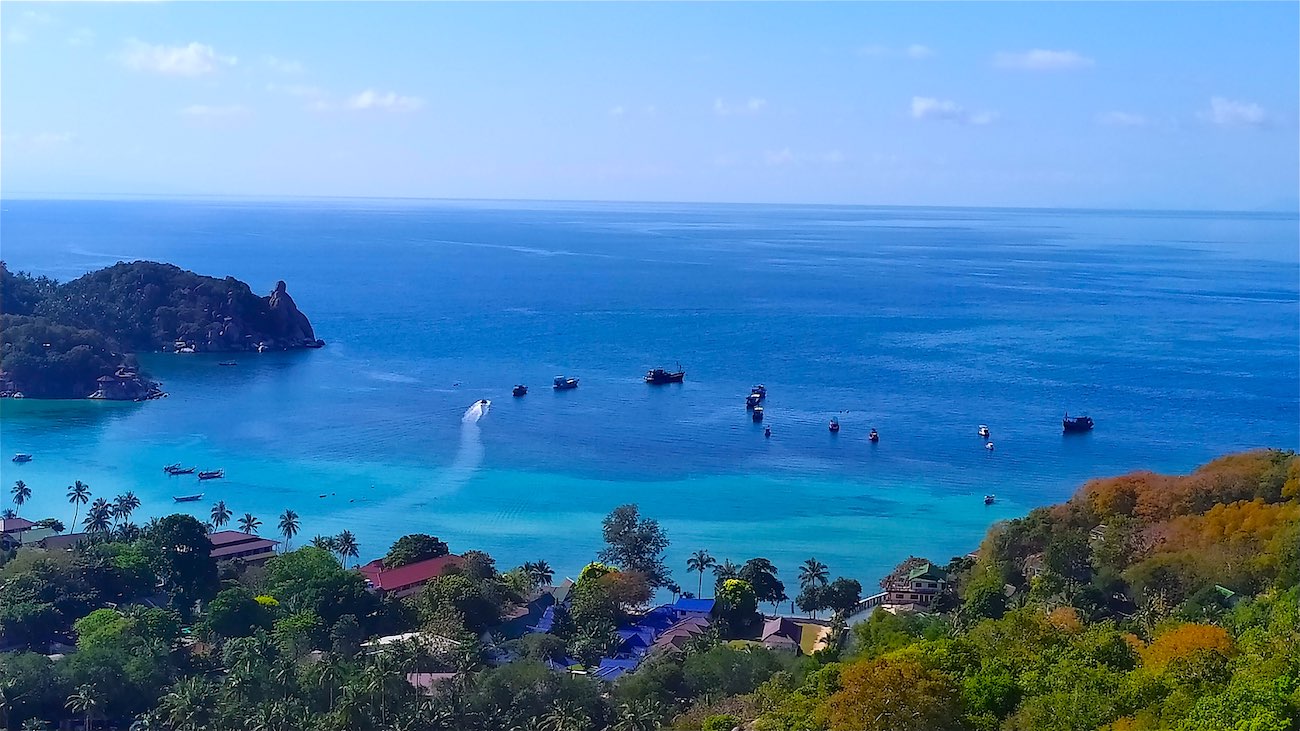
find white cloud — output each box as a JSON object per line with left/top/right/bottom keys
{"left": 7, "top": 29, "right": 29, "bottom": 44}
{"left": 993, "top": 49, "right": 1094, "bottom": 71}
{"left": 714, "top": 97, "right": 767, "bottom": 116}
{"left": 180, "top": 104, "right": 250, "bottom": 119}
{"left": 609, "top": 105, "right": 626, "bottom": 117}
{"left": 1098, "top": 111, "right": 1148, "bottom": 127}
{"left": 121, "top": 40, "right": 236, "bottom": 76}
{"left": 764, "top": 148, "right": 795, "bottom": 166}
{"left": 264, "top": 55, "right": 304, "bottom": 74}
{"left": 822, "top": 149, "right": 846, "bottom": 164}
{"left": 345, "top": 89, "right": 424, "bottom": 111}
{"left": 1203, "top": 97, "right": 1266, "bottom": 127}
{"left": 31, "top": 132, "right": 74, "bottom": 146}
{"left": 4, "top": 131, "right": 76, "bottom": 151}
{"left": 905, "top": 44, "right": 933, "bottom": 59}
{"left": 67, "top": 28, "right": 95, "bottom": 46}
{"left": 911, "top": 96, "right": 996, "bottom": 125}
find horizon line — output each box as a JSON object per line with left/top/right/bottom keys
{"left": 1, "top": 190, "right": 1297, "bottom": 217}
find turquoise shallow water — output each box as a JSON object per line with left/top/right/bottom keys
{"left": 1, "top": 200, "right": 1296, "bottom": 590}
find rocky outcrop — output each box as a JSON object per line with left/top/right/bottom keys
{"left": 266, "top": 280, "right": 318, "bottom": 344}
{"left": 87, "top": 367, "right": 166, "bottom": 401}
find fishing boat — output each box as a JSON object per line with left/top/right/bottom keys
{"left": 868, "top": 428, "right": 879, "bottom": 443}
{"left": 164, "top": 464, "right": 196, "bottom": 475}
{"left": 828, "top": 417, "right": 840, "bottom": 433}
{"left": 751, "top": 385, "right": 767, "bottom": 401}
{"left": 218, "top": 361, "right": 238, "bottom": 367}
{"left": 197, "top": 469, "right": 225, "bottom": 480}
{"left": 752, "top": 405, "right": 764, "bottom": 422}
{"left": 173, "top": 494, "right": 203, "bottom": 503}
{"left": 512, "top": 385, "right": 528, "bottom": 397}
{"left": 984, "top": 494, "right": 996, "bottom": 505}
{"left": 978, "top": 425, "right": 990, "bottom": 439}
{"left": 746, "top": 393, "right": 762, "bottom": 409}
{"left": 553, "top": 376, "right": 579, "bottom": 390}
{"left": 644, "top": 366, "right": 685, "bottom": 384}
{"left": 764, "top": 426, "right": 771, "bottom": 438}
{"left": 11, "top": 453, "right": 32, "bottom": 463}
{"left": 985, "top": 442, "right": 995, "bottom": 451}
{"left": 1063, "top": 414, "right": 1095, "bottom": 433}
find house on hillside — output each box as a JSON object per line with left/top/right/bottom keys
{"left": 2, "top": 518, "right": 64, "bottom": 550}
{"left": 208, "top": 530, "right": 280, "bottom": 565}
{"left": 882, "top": 562, "right": 950, "bottom": 609}
{"left": 357, "top": 554, "right": 464, "bottom": 599}
{"left": 760, "top": 617, "right": 804, "bottom": 653}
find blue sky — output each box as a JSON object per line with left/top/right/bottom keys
{"left": 2, "top": 2, "right": 1297, "bottom": 209}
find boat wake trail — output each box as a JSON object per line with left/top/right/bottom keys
{"left": 444, "top": 400, "right": 490, "bottom": 491}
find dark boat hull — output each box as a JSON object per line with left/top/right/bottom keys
{"left": 1063, "top": 417, "right": 1094, "bottom": 433}
{"left": 645, "top": 370, "right": 685, "bottom": 384}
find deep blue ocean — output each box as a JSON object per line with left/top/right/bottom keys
{"left": 2, "top": 199, "right": 1297, "bottom": 591}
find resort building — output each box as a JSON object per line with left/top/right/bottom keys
{"left": 207, "top": 530, "right": 280, "bottom": 564}
{"left": 882, "top": 562, "right": 950, "bottom": 609}
{"left": 357, "top": 554, "right": 464, "bottom": 599}
{"left": 1, "top": 517, "right": 62, "bottom": 550}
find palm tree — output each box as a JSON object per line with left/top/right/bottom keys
{"left": 799, "top": 558, "right": 829, "bottom": 591}
{"left": 278, "top": 510, "right": 300, "bottom": 551}
{"left": 209, "top": 501, "right": 232, "bottom": 530}
{"left": 12, "top": 480, "right": 30, "bottom": 510}
{"left": 713, "top": 558, "right": 739, "bottom": 584}
{"left": 113, "top": 492, "right": 141, "bottom": 524}
{"left": 67, "top": 481, "right": 90, "bottom": 529}
{"left": 1, "top": 509, "right": 14, "bottom": 520}
{"left": 66, "top": 684, "right": 100, "bottom": 731}
{"left": 238, "top": 513, "right": 261, "bottom": 534}
{"left": 541, "top": 700, "right": 589, "bottom": 731}
{"left": 84, "top": 499, "right": 112, "bottom": 533}
{"left": 335, "top": 530, "right": 359, "bottom": 567}
{"left": 309, "top": 534, "right": 336, "bottom": 552}
{"left": 686, "top": 549, "right": 716, "bottom": 597}
{"left": 158, "top": 677, "right": 212, "bottom": 731}
{"left": 524, "top": 560, "right": 554, "bottom": 587}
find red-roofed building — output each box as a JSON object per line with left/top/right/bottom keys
{"left": 1, "top": 516, "right": 35, "bottom": 534}
{"left": 358, "top": 554, "right": 464, "bottom": 599}
{"left": 207, "top": 530, "right": 279, "bottom": 564}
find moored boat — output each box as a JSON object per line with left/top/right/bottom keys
{"left": 829, "top": 417, "right": 840, "bottom": 433}
{"left": 868, "top": 428, "right": 879, "bottom": 443}
{"left": 644, "top": 367, "right": 685, "bottom": 384}
{"left": 978, "top": 425, "right": 990, "bottom": 439}
{"left": 1063, "top": 414, "right": 1094, "bottom": 433}
{"left": 746, "top": 393, "right": 762, "bottom": 409}
{"left": 11, "top": 453, "right": 32, "bottom": 463}
{"left": 553, "top": 376, "right": 579, "bottom": 390}
{"left": 197, "top": 469, "right": 225, "bottom": 480}
{"left": 173, "top": 494, "right": 204, "bottom": 503}
{"left": 512, "top": 385, "right": 528, "bottom": 397}
{"left": 985, "top": 442, "right": 995, "bottom": 451}
{"left": 764, "top": 425, "right": 771, "bottom": 438}
{"left": 164, "top": 464, "right": 196, "bottom": 475}
{"left": 752, "top": 405, "right": 764, "bottom": 422}
{"left": 218, "top": 361, "right": 238, "bottom": 366}
{"left": 751, "top": 385, "right": 767, "bottom": 400}
{"left": 984, "top": 494, "right": 996, "bottom": 505}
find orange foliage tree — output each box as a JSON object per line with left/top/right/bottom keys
{"left": 824, "top": 657, "right": 962, "bottom": 731}
{"left": 1140, "top": 623, "right": 1234, "bottom": 674}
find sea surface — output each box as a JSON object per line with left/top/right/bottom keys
{"left": 1, "top": 199, "right": 1297, "bottom": 594}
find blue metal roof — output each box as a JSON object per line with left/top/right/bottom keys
{"left": 673, "top": 597, "right": 716, "bottom": 614}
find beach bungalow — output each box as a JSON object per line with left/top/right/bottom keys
{"left": 759, "top": 617, "right": 804, "bottom": 653}
{"left": 650, "top": 616, "right": 712, "bottom": 655}
{"left": 1, "top": 516, "right": 35, "bottom": 550}
{"left": 357, "top": 553, "right": 464, "bottom": 599}
{"left": 883, "top": 562, "right": 950, "bottom": 608}
{"left": 208, "top": 530, "right": 280, "bottom": 564}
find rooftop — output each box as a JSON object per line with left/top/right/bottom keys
{"left": 358, "top": 554, "right": 463, "bottom": 591}
{"left": 1, "top": 517, "right": 35, "bottom": 533}
{"left": 907, "top": 562, "right": 948, "bottom": 582}
{"left": 208, "top": 530, "right": 271, "bottom": 547}
{"left": 210, "top": 537, "right": 279, "bottom": 560}
{"left": 672, "top": 597, "right": 715, "bottom": 614}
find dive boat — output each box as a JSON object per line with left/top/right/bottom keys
{"left": 512, "top": 385, "right": 528, "bottom": 397}
{"left": 173, "top": 494, "right": 203, "bottom": 503}
{"left": 746, "top": 393, "right": 762, "bottom": 409}
{"left": 197, "top": 469, "right": 225, "bottom": 480}
{"left": 751, "top": 385, "right": 767, "bottom": 401}
{"left": 868, "top": 428, "right": 879, "bottom": 443}
{"left": 11, "top": 453, "right": 32, "bottom": 463}
{"left": 984, "top": 494, "right": 996, "bottom": 505}
{"left": 164, "top": 464, "right": 196, "bottom": 475}
{"left": 828, "top": 417, "right": 840, "bottom": 433}
{"left": 553, "top": 376, "right": 579, "bottom": 390}
{"left": 978, "top": 425, "right": 990, "bottom": 439}
{"left": 644, "top": 367, "right": 685, "bottom": 384}
{"left": 752, "top": 405, "right": 764, "bottom": 422}
{"left": 1063, "top": 414, "right": 1095, "bottom": 433}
